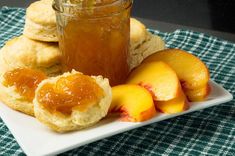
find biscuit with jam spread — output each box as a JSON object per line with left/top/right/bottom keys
{"left": 0, "top": 68, "right": 47, "bottom": 116}
{"left": 34, "top": 70, "right": 112, "bottom": 132}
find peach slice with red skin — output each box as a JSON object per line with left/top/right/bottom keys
{"left": 109, "top": 84, "right": 157, "bottom": 122}
{"left": 156, "top": 88, "right": 189, "bottom": 114}
{"left": 126, "top": 61, "right": 181, "bottom": 101}
{"left": 143, "top": 49, "right": 210, "bottom": 90}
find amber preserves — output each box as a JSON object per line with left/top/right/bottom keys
{"left": 54, "top": 0, "right": 132, "bottom": 86}
{"left": 3, "top": 68, "right": 47, "bottom": 101}
{"left": 37, "top": 74, "right": 104, "bottom": 115}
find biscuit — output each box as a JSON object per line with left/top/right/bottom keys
{"left": 34, "top": 71, "right": 112, "bottom": 132}
{"left": 0, "top": 68, "right": 47, "bottom": 116}
{"left": 0, "top": 35, "right": 61, "bottom": 76}
{"left": 0, "top": 78, "right": 34, "bottom": 116}
{"left": 129, "top": 32, "right": 165, "bottom": 69}
{"left": 130, "top": 18, "right": 148, "bottom": 50}
{"left": 130, "top": 18, "right": 165, "bottom": 69}
{"left": 0, "top": 35, "right": 61, "bottom": 116}
{"left": 23, "top": 0, "right": 58, "bottom": 42}
{"left": 0, "top": 52, "right": 8, "bottom": 77}
{"left": 0, "top": 88, "right": 34, "bottom": 116}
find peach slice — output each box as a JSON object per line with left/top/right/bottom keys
{"left": 127, "top": 61, "right": 181, "bottom": 101}
{"left": 143, "top": 49, "right": 210, "bottom": 90}
{"left": 156, "top": 89, "right": 188, "bottom": 114}
{"left": 184, "top": 84, "right": 210, "bottom": 102}
{"left": 110, "top": 84, "right": 157, "bottom": 122}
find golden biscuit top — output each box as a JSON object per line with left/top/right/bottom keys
{"left": 1, "top": 35, "right": 61, "bottom": 69}
{"left": 26, "top": 0, "right": 56, "bottom": 26}
{"left": 130, "top": 18, "right": 148, "bottom": 49}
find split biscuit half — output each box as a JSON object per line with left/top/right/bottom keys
{"left": 34, "top": 71, "right": 112, "bottom": 132}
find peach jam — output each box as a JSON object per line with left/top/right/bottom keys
{"left": 37, "top": 73, "right": 104, "bottom": 115}
{"left": 3, "top": 68, "right": 47, "bottom": 101}
{"left": 53, "top": 0, "right": 132, "bottom": 86}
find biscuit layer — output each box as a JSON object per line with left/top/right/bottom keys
{"left": 0, "top": 76, "right": 34, "bottom": 116}
{"left": 129, "top": 33, "right": 165, "bottom": 69}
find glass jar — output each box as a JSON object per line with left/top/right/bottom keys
{"left": 53, "top": 0, "right": 132, "bottom": 86}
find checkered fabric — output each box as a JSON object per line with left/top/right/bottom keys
{"left": 0, "top": 7, "right": 235, "bottom": 156}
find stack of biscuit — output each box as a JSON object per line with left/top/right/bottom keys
{"left": 0, "top": 0, "right": 165, "bottom": 132}
{"left": 0, "top": 0, "right": 60, "bottom": 77}
{"left": 0, "top": 0, "right": 61, "bottom": 117}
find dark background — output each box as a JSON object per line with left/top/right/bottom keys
{"left": 1, "top": 0, "right": 235, "bottom": 34}
{"left": 132, "top": 0, "right": 235, "bottom": 34}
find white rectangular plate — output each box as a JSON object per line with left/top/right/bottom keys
{"left": 0, "top": 80, "right": 233, "bottom": 156}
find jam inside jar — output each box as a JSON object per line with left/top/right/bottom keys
{"left": 53, "top": 0, "right": 132, "bottom": 86}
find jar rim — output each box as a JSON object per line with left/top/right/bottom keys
{"left": 53, "top": 0, "right": 133, "bottom": 15}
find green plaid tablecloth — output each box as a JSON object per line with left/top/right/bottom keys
{"left": 0, "top": 7, "right": 235, "bottom": 156}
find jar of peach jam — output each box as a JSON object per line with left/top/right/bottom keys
{"left": 53, "top": 0, "right": 132, "bottom": 86}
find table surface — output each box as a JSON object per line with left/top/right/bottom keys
{"left": 1, "top": 0, "right": 235, "bottom": 42}
{"left": 139, "top": 18, "right": 235, "bottom": 43}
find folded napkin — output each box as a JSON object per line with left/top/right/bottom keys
{"left": 0, "top": 7, "right": 235, "bottom": 156}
